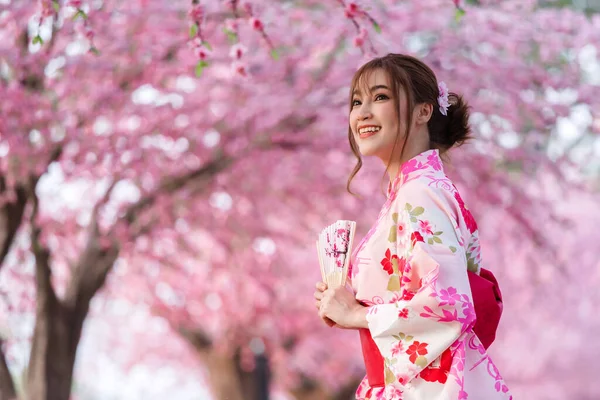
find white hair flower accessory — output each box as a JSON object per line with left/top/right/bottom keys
{"left": 438, "top": 81, "right": 450, "bottom": 116}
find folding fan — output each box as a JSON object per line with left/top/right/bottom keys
{"left": 315, "top": 220, "right": 356, "bottom": 288}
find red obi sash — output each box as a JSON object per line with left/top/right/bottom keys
{"left": 359, "top": 268, "right": 503, "bottom": 387}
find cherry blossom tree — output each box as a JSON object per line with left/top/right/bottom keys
{"left": 0, "top": 0, "right": 599, "bottom": 399}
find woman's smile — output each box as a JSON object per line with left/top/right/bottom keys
{"left": 357, "top": 125, "right": 382, "bottom": 139}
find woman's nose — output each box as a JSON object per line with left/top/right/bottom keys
{"left": 358, "top": 105, "right": 372, "bottom": 120}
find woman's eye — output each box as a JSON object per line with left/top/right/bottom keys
{"left": 352, "top": 99, "right": 361, "bottom": 106}
{"left": 375, "top": 94, "right": 389, "bottom": 101}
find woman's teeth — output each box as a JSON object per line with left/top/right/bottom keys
{"left": 359, "top": 126, "right": 381, "bottom": 137}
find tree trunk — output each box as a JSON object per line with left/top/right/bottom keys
{"left": 0, "top": 182, "right": 27, "bottom": 263}
{"left": 195, "top": 347, "right": 271, "bottom": 400}
{"left": 290, "top": 384, "right": 330, "bottom": 400}
{"left": 332, "top": 377, "right": 362, "bottom": 400}
{"left": 197, "top": 349, "right": 246, "bottom": 400}
{"left": 290, "top": 376, "right": 362, "bottom": 400}
{"left": 24, "top": 298, "right": 82, "bottom": 400}
{"left": 19, "top": 152, "right": 232, "bottom": 400}
{"left": 0, "top": 340, "right": 17, "bottom": 400}
{"left": 24, "top": 200, "right": 119, "bottom": 400}
{"left": 0, "top": 180, "right": 28, "bottom": 400}
{"left": 181, "top": 329, "right": 271, "bottom": 400}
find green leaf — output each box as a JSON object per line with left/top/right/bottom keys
{"left": 270, "top": 48, "right": 280, "bottom": 60}
{"left": 387, "top": 225, "right": 397, "bottom": 243}
{"left": 384, "top": 365, "right": 396, "bottom": 385}
{"left": 392, "top": 334, "right": 403, "bottom": 341}
{"left": 89, "top": 46, "right": 100, "bottom": 56}
{"left": 189, "top": 23, "right": 198, "bottom": 38}
{"left": 73, "top": 9, "right": 88, "bottom": 21}
{"left": 391, "top": 257, "right": 399, "bottom": 274}
{"left": 392, "top": 213, "right": 398, "bottom": 223}
{"left": 52, "top": 1, "right": 60, "bottom": 13}
{"left": 434, "top": 231, "right": 443, "bottom": 236}
{"left": 467, "top": 257, "right": 478, "bottom": 273}
{"left": 427, "top": 238, "right": 434, "bottom": 245}
{"left": 449, "top": 246, "right": 457, "bottom": 253}
{"left": 32, "top": 35, "right": 43, "bottom": 45}
{"left": 411, "top": 206, "right": 424, "bottom": 216}
{"left": 410, "top": 217, "right": 417, "bottom": 223}
{"left": 387, "top": 275, "right": 400, "bottom": 291}
{"left": 454, "top": 8, "right": 466, "bottom": 22}
{"left": 415, "top": 355, "right": 428, "bottom": 367}
{"left": 195, "top": 60, "right": 209, "bottom": 77}
{"left": 223, "top": 28, "right": 238, "bottom": 43}
{"left": 373, "top": 21, "right": 382, "bottom": 34}
{"left": 433, "top": 236, "right": 442, "bottom": 244}
{"left": 405, "top": 203, "right": 412, "bottom": 211}
{"left": 202, "top": 41, "right": 212, "bottom": 51}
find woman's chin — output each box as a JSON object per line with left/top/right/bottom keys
{"left": 357, "top": 145, "right": 379, "bottom": 157}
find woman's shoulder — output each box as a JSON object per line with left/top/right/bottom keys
{"left": 390, "top": 174, "right": 462, "bottom": 226}
{"left": 397, "top": 172, "right": 457, "bottom": 204}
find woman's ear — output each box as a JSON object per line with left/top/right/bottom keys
{"left": 416, "top": 103, "right": 433, "bottom": 125}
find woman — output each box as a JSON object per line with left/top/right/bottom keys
{"left": 314, "top": 54, "right": 511, "bottom": 399}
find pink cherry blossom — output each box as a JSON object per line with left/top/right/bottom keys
{"left": 188, "top": 4, "right": 204, "bottom": 21}
{"left": 68, "top": 0, "right": 83, "bottom": 8}
{"left": 231, "top": 61, "right": 248, "bottom": 77}
{"left": 354, "top": 36, "right": 365, "bottom": 47}
{"left": 225, "top": 18, "right": 239, "bottom": 32}
{"left": 418, "top": 220, "right": 434, "bottom": 235}
{"left": 0, "top": 1, "right": 598, "bottom": 400}
{"left": 249, "top": 17, "right": 264, "bottom": 31}
{"left": 439, "top": 287, "right": 462, "bottom": 306}
{"left": 229, "top": 43, "right": 247, "bottom": 60}
{"left": 391, "top": 340, "right": 405, "bottom": 356}
{"left": 196, "top": 47, "right": 210, "bottom": 61}
{"left": 345, "top": 2, "right": 360, "bottom": 18}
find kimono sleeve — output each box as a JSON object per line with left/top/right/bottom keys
{"left": 365, "top": 182, "right": 476, "bottom": 388}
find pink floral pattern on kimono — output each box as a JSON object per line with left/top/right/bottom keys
{"left": 351, "top": 149, "right": 511, "bottom": 400}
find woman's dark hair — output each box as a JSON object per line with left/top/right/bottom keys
{"left": 347, "top": 53, "right": 472, "bottom": 193}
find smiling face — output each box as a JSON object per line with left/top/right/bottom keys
{"left": 349, "top": 68, "right": 407, "bottom": 165}
{"left": 346, "top": 54, "right": 459, "bottom": 192}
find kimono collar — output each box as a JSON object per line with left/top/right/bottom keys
{"left": 387, "top": 149, "right": 443, "bottom": 198}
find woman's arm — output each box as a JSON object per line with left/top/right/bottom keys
{"left": 314, "top": 282, "right": 368, "bottom": 329}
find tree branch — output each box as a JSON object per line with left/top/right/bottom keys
{"left": 0, "top": 145, "right": 61, "bottom": 270}
{"left": 119, "top": 152, "right": 235, "bottom": 231}
{"left": 63, "top": 222, "right": 119, "bottom": 312}
{"left": 27, "top": 177, "right": 57, "bottom": 310}
{"left": 177, "top": 326, "right": 212, "bottom": 351}
{"left": 65, "top": 153, "right": 236, "bottom": 312}
{"left": 0, "top": 181, "right": 28, "bottom": 268}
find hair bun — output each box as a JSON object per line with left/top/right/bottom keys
{"left": 445, "top": 93, "right": 472, "bottom": 148}
{"left": 429, "top": 93, "right": 472, "bottom": 151}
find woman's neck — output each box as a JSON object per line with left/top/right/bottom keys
{"left": 384, "top": 124, "right": 431, "bottom": 183}
{"left": 385, "top": 146, "right": 429, "bottom": 183}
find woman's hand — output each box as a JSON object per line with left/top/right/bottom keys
{"left": 314, "top": 282, "right": 336, "bottom": 327}
{"left": 314, "top": 282, "right": 368, "bottom": 329}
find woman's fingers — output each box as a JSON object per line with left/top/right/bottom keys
{"left": 314, "top": 282, "right": 336, "bottom": 328}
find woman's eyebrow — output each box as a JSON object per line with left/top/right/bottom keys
{"left": 352, "top": 85, "right": 390, "bottom": 96}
